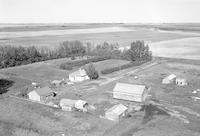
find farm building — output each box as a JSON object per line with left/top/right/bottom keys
{"left": 59, "top": 99, "right": 77, "bottom": 111}
{"left": 69, "top": 68, "right": 89, "bottom": 82}
{"left": 113, "top": 82, "right": 148, "bottom": 102}
{"left": 28, "top": 86, "right": 56, "bottom": 102}
{"left": 105, "top": 104, "right": 128, "bottom": 121}
{"left": 60, "top": 99, "right": 88, "bottom": 112}
{"left": 162, "top": 74, "right": 176, "bottom": 84}
{"left": 52, "top": 79, "right": 64, "bottom": 86}
{"left": 176, "top": 78, "right": 187, "bottom": 86}
{"left": 31, "top": 82, "right": 39, "bottom": 88}
{"left": 75, "top": 100, "right": 88, "bottom": 112}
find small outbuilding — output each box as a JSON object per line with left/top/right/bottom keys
{"left": 60, "top": 99, "right": 88, "bottom": 112}
{"left": 75, "top": 100, "right": 88, "bottom": 112}
{"left": 52, "top": 79, "right": 64, "bottom": 86}
{"left": 59, "top": 99, "right": 77, "bottom": 111}
{"left": 162, "top": 74, "right": 176, "bottom": 84}
{"left": 176, "top": 78, "right": 187, "bottom": 86}
{"left": 105, "top": 104, "right": 128, "bottom": 121}
{"left": 113, "top": 82, "right": 148, "bottom": 102}
{"left": 69, "top": 69, "right": 89, "bottom": 82}
{"left": 28, "top": 86, "right": 56, "bottom": 102}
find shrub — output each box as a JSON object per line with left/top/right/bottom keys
{"left": 0, "top": 79, "right": 14, "bottom": 94}
{"left": 60, "top": 56, "right": 110, "bottom": 70}
{"left": 101, "top": 61, "right": 145, "bottom": 75}
{"left": 84, "top": 63, "right": 99, "bottom": 80}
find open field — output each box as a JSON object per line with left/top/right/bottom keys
{"left": 124, "top": 23, "right": 200, "bottom": 33}
{"left": 0, "top": 23, "right": 119, "bottom": 31}
{"left": 0, "top": 27, "right": 133, "bottom": 39}
{"left": 0, "top": 25, "right": 198, "bottom": 48}
{"left": 149, "top": 37, "right": 200, "bottom": 60}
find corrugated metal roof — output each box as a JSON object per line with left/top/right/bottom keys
{"left": 106, "top": 104, "right": 128, "bottom": 116}
{"left": 113, "top": 82, "right": 146, "bottom": 95}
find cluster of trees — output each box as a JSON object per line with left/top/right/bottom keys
{"left": 0, "top": 41, "right": 86, "bottom": 68}
{"left": 0, "top": 40, "right": 152, "bottom": 69}
{"left": 58, "top": 40, "right": 86, "bottom": 58}
{"left": 84, "top": 63, "right": 99, "bottom": 79}
{"left": 86, "top": 41, "right": 152, "bottom": 61}
{"left": 0, "top": 46, "right": 44, "bottom": 68}
{"left": 123, "top": 41, "right": 152, "bottom": 61}
{"left": 86, "top": 42, "right": 120, "bottom": 57}
{"left": 0, "top": 79, "right": 14, "bottom": 94}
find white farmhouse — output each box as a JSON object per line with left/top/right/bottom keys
{"left": 105, "top": 104, "right": 128, "bottom": 121}
{"left": 113, "top": 82, "right": 148, "bottom": 102}
{"left": 162, "top": 74, "right": 176, "bottom": 84}
{"left": 28, "top": 86, "right": 56, "bottom": 102}
{"left": 69, "top": 69, "right": 89, "bottom": 82}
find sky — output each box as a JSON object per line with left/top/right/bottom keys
{"left": 0, "top": 0, "right": 200, "bottom": 23}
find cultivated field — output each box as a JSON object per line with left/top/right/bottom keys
{"left": 149, "top": 37, "right": 200, "bottom": 60}
{"left": 0, "top": 24, "right": 197, "bottom": 49}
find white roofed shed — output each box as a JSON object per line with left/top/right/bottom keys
{"left": 75, "top": 100, "right": 88, "bottom": 112}
{"left": 105, "top": 104, "right": 128, "bottom": 121}
{"left": 162, "top": 74, "right": 176, "bottom": 84}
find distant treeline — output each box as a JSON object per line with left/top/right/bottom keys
{"left": 0, "top": 40, "right": 152, "bottom": 69}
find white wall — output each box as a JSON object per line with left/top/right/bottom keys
{"left": 28, "top": 91, "right": 40, "bottom": 102}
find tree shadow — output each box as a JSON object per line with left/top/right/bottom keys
{"left": 0, "top": 79, "right": 14, "bottom": 94}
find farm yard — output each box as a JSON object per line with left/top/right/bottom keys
{"left": 0, "top": 55, "right": 200, "bottom": 135}
{"left": 1, "top": 23, "right": 200, "bottom": 136}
